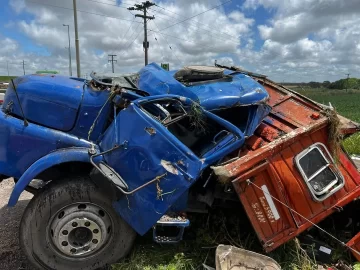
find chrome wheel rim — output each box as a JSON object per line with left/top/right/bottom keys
{"left": 49, "top": 203, "right": 113, "bottom": 257}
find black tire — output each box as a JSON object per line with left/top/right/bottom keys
{"left": 20, "top": 176, "right": 136, "bottom": 270}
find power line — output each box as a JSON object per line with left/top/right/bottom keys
{"left": 125, "top": 28, "right": 143, "bottom": 50}
{"left": 150, "top": 5, "right": 240, "bottom": 42}
{"left": 158, "top": 0, "right": 232, "bottom": 32}
{"left": 124, "top": 22, "right": 142, "bottom": 49}
{"left": 108, "top": 54, "right": 117, "bottom": 73}
{"left": 345, "top": 73, "right": 350, "bottom": 92}
{"left": 122, "top": 19, "right": 136, "bottom": 38}
{"left": 28, "top": 1, "right": 142, "bottom": 24}
{"left": 150, "top": 20, "right": 181, "bottom": 63}
{"left": 128, "top": 1, "right": 155, "bottom": 66}
{"left": 73, "top": 0, "right": 81, "bottom": 77}
{"left": 148, "top": 28, "right": 236, "bottom": 53}
{"left": 84, "top": 0, "right": 130, "bottom": 9}
{"left": 148, "top": 9, "right": 240, "bottom": 45}
{"left": 22, "top": 60, "right": 26, "bottom": 75}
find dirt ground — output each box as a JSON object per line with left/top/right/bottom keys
{"left": 0, "top": 178, "right": 35, "bottom": 270}
{"left": 0, "top": 158, "right": 358, "bottom": 270}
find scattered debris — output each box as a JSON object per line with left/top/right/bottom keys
{"left": 215, "top": 245, "right": 281, "bottom": 270}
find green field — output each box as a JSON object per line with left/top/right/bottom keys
{"left": 294, "top": 88, "right": 360, "bottom": 155}
{"left": 112, "top": 90, "right": 360, "bottom": 270}
{"left": 0, "top": 76, "right": 17, "bottom": 82}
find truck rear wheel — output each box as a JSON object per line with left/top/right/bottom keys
{"left": 20, "top": 177, "right": 136, "bottom": 270}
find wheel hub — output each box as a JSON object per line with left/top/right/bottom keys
{"left": 49, "top": 203, "right": 112, "bottom": 257}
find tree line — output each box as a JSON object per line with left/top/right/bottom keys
{"left": 284, "top": 78, "right": 360, "bottom": 90}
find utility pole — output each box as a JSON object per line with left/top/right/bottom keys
{"left": 345, "top": 73, "right": 350, "bottom": 92}
{"left": 128, "top": 1, "right": 155, "bottom": 66}
{"left": 22, "top": 60, "right": 26, "bottom": 75}
{"left": 63, "top": 24, "right": 73, "bottom": 76}
{"left": 73, "top": 0, "right": 81, "bottom": 77}
{"left": 108, "top": 54, "right": 117, "bottom": 73}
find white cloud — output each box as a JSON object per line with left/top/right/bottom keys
{"left": 239, "top": 0, "right": 360, "bottom": 82}
{"left": 2, "top": 0, "right": 360, "bottom": 83}
{"left": 0, "top": 38, "right": 19, "bottom": 53}
{"left": 3, "top": 0, "right": 251, "bottom": 77}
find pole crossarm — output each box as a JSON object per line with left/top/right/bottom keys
{"left": 128, "top": 1, "right": 155, "bottom": 66}
{"left": 108, "top": 54, "right": 117, "bottom": 73}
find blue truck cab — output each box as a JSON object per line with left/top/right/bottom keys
{"left": 0, "top": 63, "right": 270, "bottom": 270}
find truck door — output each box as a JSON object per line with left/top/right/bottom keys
{"left": 99, "top": 95, "right": 244, "bottom": 235}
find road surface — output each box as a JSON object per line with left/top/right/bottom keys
{"left": 0, "top": 178, "right": 34, "bottom": 270}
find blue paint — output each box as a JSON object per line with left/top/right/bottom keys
{"left": 137, "top": 63, "right": 269, "bottom": 110}
{"left": 138, "top": 64, "right": 199, "bottom": 102}
{"left": 8, "top": 147, "right": 101, "bottom": 207}
{"left": 0, "top": 109, "right": 92, "bottom": 180}
{"left": 71, "top": 83, "right": 112, "bottom": 141}
{"left": 4, "top": 75, "right": 84, "bottom": 131}
{"left": 100, "top": 95, "right": 244, "bottom": 235}
{"left": 0, "top": 63, "right": 270, "bottom": 236}
{"left": 3, "top": 74, "right": 112, "bottom": 141}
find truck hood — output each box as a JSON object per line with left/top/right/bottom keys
{"left": 137, "top": 63, "right": 269, "bottom": 110}
{"left": 3, "top": 74, "right": 84, "bottom": 131}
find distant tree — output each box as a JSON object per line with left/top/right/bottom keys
{"left": 328, "top": 78, "right": 360, "bottom": 90}
{"left": 322, "top": 81, "right": 331, "bottom": 88}
{"left": 309, "top": 81, "right": 322, "bottom": 88}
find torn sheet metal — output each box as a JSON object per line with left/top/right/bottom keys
{"left": 137, "top": 63, "right": 269, "bottom": 110}
{"left": 215, "top": 245, "right": 281, "bottom": 270}
{"left": 99, "top": 95, "right": 244, "bottom": 235}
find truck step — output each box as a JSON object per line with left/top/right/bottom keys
{"left": 153, "top": 214, "right": 190, "bottom": 244}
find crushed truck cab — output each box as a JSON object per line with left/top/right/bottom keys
{"left": 0, "top": 63, "right": 360, "bottom": 269}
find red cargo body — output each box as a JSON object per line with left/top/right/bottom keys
{"left": 213, "top": 78, "right": 360, "bottom": 258}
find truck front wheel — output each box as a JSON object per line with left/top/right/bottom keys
{"left": 20, "top": 177, "right": 136, "bottom": 270}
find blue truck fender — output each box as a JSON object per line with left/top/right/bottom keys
{"left": 8, "top": 147, "right": 102, "bottom": 207}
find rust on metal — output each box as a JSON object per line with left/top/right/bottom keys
{"left": 212, "top": 75, "right": 360, "bottom": 258}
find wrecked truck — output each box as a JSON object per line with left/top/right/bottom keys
{"left": 0, "top": 63, "right": 360, "bottom": 269}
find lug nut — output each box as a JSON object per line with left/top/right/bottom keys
{"left": 92, "top": 239, "right": 98, "bottom": 244}
{"left": 62, "top": 241, "right": 68, "bottom": 246}
{"left": 72, "top": 222, "right": 78, "bottom": 227}
{"left": 70, "top": 248, "right": 76, "bottom": 254}
{"left": 62, "top": 230, "right": 68, "bottom": 235}
{"left": 85, "top": 221, "right": 90, "bottom": 227}
{"left": 93, "top": 229, "right": 99, "bottom": 234}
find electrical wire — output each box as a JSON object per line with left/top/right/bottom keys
{"left": 150, "top": 19, "right": 181, "bottom": 63}
{"left": 83, "top": 0, "right": 130, "bottom": 9}
{"left": 149, "top": 6, "right": 240, "bottom": 43}
{"left": 27, "top": 1, "right": 142, "bottom": 24}
{"left": 158, "top": 0, "right": 232, "bottom": 32}
{"left": 246, "top": 179, "right": 360, "bottom": 256}
{"left": 125, "top": 27, "right": 143, "bottom": 49}
{"left": 149, "top": 9, "right": 240, "bottom": 45}
{"left": 122, "top": 13, "right": 138, "bottom": 39}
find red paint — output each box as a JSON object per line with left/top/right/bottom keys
{"left": 221, "top": 78, "right": 360, "bottom": 255}
{"left": 346, "top": 232, "right": 360, "bottom": 261}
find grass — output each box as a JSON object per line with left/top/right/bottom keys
{"left": 112, "top": 88, "right": 360, "bottom": 270}
{"left": 112, "top": 211, "right": 318, "bottom": 270}
{"left": 0, "top": 76, "right": 17, "bottom": 82}
{"left": 296, "top": 88, "right": 360, "bottom": 155}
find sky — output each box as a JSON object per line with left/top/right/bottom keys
{"left": 1, "top": 0, "right": 360, "bottom": 82}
